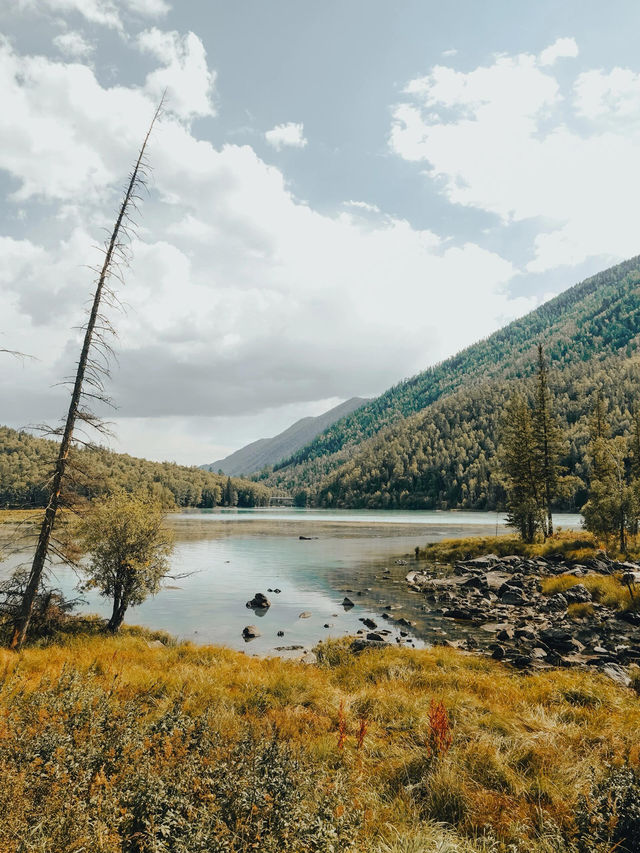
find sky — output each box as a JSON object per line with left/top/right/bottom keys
{"left": 2, "top": 0, "right": 640, "bottom": 465}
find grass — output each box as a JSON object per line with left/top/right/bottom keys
{"left": 0, "top": 633, "right": 639, "bottom": 851}
{"left": 418, "top": 530, "right": 640, "bottom": 564}
{"left": 541, "top": 573, "right": 639, "bottom": 612}
{"left": 0, "top": 508, "right": 44, "bottom": 524}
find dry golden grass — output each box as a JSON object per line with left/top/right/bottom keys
{"left": 419, "top": 530, "right": 640, "bottom": 564}
{"left": 0, "top": 508, "right": 44, "bottom": 524}
{"left": 541, "top": 573, "right": 639, "bottom": 611}
{"left": 1, "top": 633, "right": 639, "bottom": 851}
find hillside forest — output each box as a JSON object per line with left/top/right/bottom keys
{"left": 0, "top": 427, "right": 269, "bottom": 509}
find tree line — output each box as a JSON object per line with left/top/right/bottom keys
{"left": 501, "top": 346, "right": 640, "bottom": 550}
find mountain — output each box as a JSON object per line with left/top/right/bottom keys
{"left": 267, "top": 256, "right": 640, "bottom": 506}
{"left": 202, "top": 397, "right": 369, "bottom": 476}
{"left": 0, "top": 426, "right": 270, "bottom": 509}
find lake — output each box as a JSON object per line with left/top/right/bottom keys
{"left": 1, "top": 508, "right": 583, "bottom": 656}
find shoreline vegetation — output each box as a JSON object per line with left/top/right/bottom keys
{"left": 416, "top": 529, "right": 640, "bottom": 564}
{"left": 0, "top": 625, "right": 639, "bottom": 852}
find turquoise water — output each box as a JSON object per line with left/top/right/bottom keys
{"left": 1, "top": 509, "right": 582, "bottom": 655}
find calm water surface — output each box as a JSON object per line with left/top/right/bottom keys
{"left": 1, "top": 509, "right": 582, "bottom": 656}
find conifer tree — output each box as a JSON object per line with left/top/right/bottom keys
{"left": 9, "top": 100, "right": 163, "bottom": 650}
{"left": 532, "top": 343, "right": 562, "bottom": 537}
{"left": 501, "top": 394, "right": 543, "bottom": 542}
{"left": 583, "top": 395, "right": 637, "bottom": 552}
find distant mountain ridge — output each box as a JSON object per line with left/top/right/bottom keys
{"left": 202, "top": 397, "right": 369, "bottom": 476}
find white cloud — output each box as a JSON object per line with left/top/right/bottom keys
{"left": 17, "top": 0, "right": 170, "bottom": 30}
{"left": 344, "top": 200, "right": 381, "bottom": 213}
{"left": 442, "top": 48, "right": 457, "bottom": 58}
{"left": 126, "top": 0, "right": 170, "bottom": 16}
{"left": 390, "top": 41, "right": 640, "bottom": 272}
{"left": 539, "top": 37, "right": 578, "bottom": 66}
{"left": 0, "top": 35, "right": 536, "bottom": 463}
{"left": 137, "top": 29, "right": 216, "bottom": 119}
{"left": 574, "top": 68, "right": 640, "bottom": 122}
{"left": 265, "top": 121, "right": 308, "bottom": 150}
{"left": 53, "top": 30, "right": 94, "bottom": 59}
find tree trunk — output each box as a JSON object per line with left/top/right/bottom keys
{"left": 9, "top": 100, "right": 163, "bottom": 650}
{"left": 107, "top": 599, "right": 127, "bottom": 633}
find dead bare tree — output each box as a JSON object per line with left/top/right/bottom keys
{"left": 9, "top": 97, "right": 164, "bottom": 650}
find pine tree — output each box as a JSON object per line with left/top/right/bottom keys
{"left": 501, "top": 394, "right": 543, "bottom": 542}
{"left": 9, "top": 100, "right": 163, "bottom": 650}
{"left": 583, "top": 396, "right": 637, "bottom": 552}
{"left": 532, "top": 343, "right": 562, "bottom": 537}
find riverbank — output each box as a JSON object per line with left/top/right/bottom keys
{"left": 0, "top": 630, "right": 638, "bottom": 852}
{"left": 407, "top": 532, "right": 640, "bottom": 681}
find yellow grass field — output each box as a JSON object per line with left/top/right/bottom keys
{"left": 0, "top": 632, "right": 639, "bottom": 852}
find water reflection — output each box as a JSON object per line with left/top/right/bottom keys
{"left": 0, "top": 509, "right": 582, "bottom": 656}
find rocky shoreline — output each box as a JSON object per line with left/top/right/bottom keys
{"left": 405, "top": 552, "right": 640, "bottom": 686}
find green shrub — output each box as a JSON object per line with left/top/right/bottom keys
{"left": 574, "top": 765, "right": 640, "bottom": 852}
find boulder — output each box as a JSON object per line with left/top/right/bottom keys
{"left": 540, "top": 626, "right": 579, "bottom": 653}
{"left": 242, "top": 625, "right": 261, "bottom": 639}
{"left": 298, "top": 611, "right": 312, "bottom": 619}
{"left": 563, "top": 584, "right": 592, "bottom": 604}
{"left": 500, "top": 588, "right": 528, "bottom": 606}
{"left": 246, "top": 592, "right": 271, "bottom": 609}
{"left": 544, "top": 593, "right": 568, "bottom": 612}
{"left": 342, "top": 597, "right": 355, "bottom": 608}
{"left": 601, "top": 663, "right": 631, "bottom": 687}
{"left": 350, "top": 638, "right": 388, "bottom": 652}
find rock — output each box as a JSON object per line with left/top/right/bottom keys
{"left": 298, "top": 611, "right": 312, "bottom": 619}
{"left": 531, "top": 647, "right": 547, "bottom": 659}
{"left": 396, "top": 617, "right": 415, "bottom": 627}
{"left": 361, "top": 618, "right": 377, "bottom": 629}
{"left": 540, "top": 626, "right": 579, "bottom": 653}
{"left": 619, "top": 611, "right": 640, "bottom": 627}
{"left": 510, "top": 654, "right": 533, "bottom": 669}
{"left": 274, "top": 645, "right": 304, "bottom": 651}
{"left": 500, "top": 588, "right": 528, "bottom": 606}
{"left": 367, "top": 632, "right": 385, "bottom": 641}
{"left": 242, "top": 625, "right": 260, "bottom": 639}
{"left": 462, "top": 574, "right": 489, "bottom": 590}
{"left": 490, "top": 644, "right": 505, "bottom": 659}
{"left": 350, "top": 638, "right": 388, "bottom": 652}
{"left": 563, "top": 584, "right": 592, "bottom": 604}
{"left": 342, "top": 597, "right": 355, "bottom": 608}
{"left": 381, "top": 612, "right": 391, "bottom": 620}
{"left": 395, "top": 559, "right": 408, "bottom": 566}
{"left": 246, "top": 592, "right": 271, "bottom": 609}
{"left": 544, "top": 593, "right": 568, "bottom": 612}
{"left": 497, "top": 628, "right": 514, "bottom": 641}
{"left": 323, "top": 623, "right": 332, "bottom": 628}
{"left": 514, "top": 628, "right": 537, "bottom": 642}
{"left": 300, "top": 651, "right": 317, "bottom": 664}
{"left": 601, "top": 663, "right": 631, "bottom": 687}
{"left": 277, "top": 630, "right": 285, "bottom": 637}
{"left": 465, "top": 554, "right": 501, "bottom": 568}
{"left": 274, "top": 589, "right": 281, "bottom": 594}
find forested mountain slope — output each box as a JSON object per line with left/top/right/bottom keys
{"left": 316, "top": 351, "right": 640, "bottom": 509}
{"left": 0, "top": 426, "right": 270, "bottom": 509}
{"left": 203, "top": 397, "right": 368, "bottom": 476}
{"left": 268, "top": 256, "right": 640, "bottom": 504}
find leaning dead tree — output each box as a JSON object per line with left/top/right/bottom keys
{"left": 9, "top": 97, "right": 164, "bottom": 650}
